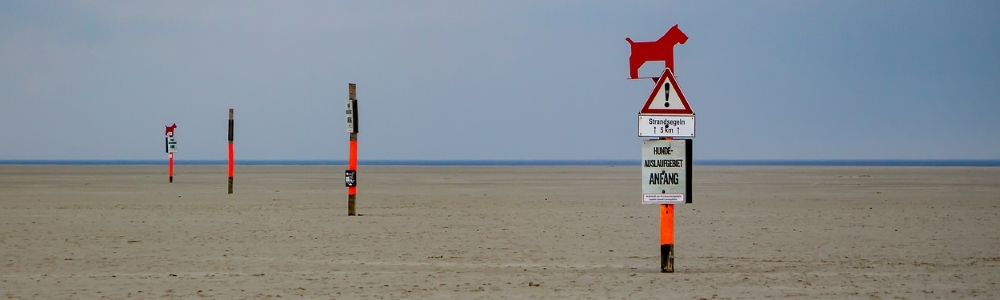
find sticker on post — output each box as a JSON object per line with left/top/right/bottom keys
{"left": 643, "top": 193, "right": 685, "bottom": 204}
{"left": 345, "top": 170, "right": 357, "bottom": 187}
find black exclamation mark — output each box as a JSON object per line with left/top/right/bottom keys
{"left": 663, "top": 83, "right": 671, "bottom": 107}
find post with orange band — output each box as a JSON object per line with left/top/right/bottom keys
{"left": 659, "top": 137, "right": 674, "bottom": 273}
{"left": 228, "top": 109, "right": 234, "bottom": 194}
{"left": 345, "top": 83, "right": 359, "bottom": 216}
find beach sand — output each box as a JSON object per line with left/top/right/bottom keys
{"left": 1, "top": 165, "right": 998, "bottom": 299}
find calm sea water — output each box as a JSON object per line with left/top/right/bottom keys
{"left": 1, "top": 159, "right": 998, "bottom": 166}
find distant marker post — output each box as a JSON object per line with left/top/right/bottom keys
{"left": 228, "top": 109, "right": 234, "bottom": 194}
{"left": 165, "top": 123, "right": 177, "bottom": 183}
{"left": 345, "top": 83, "right": 359, "bottom": 216}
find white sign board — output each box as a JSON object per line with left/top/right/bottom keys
{"left": 166, "top": 136, "right": 177, "bottom": 153}
{"left": 346, "top": 99, "right": 358, "bottom": 133}
{"left": 641, "top": 139, "right": 692, "bottom": 204}
{"left": 638, "top": 115, "right": 695, "bottom": 137}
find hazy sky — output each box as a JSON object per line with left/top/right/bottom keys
{"left": 2, "top": 1, "right": 998, "bottom": 160}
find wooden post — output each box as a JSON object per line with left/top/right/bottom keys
{"left": 348, "top": 84, "right": 358, "bottom": 216}
{"left": 660, "top": 136, "right": 674, "bottom": 273}
{"left": 228, "top": 108, "right": 234, "bottom": 194}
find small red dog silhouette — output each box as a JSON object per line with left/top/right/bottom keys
{"left": 626, "top": 24, "right": 688, "bottom": 79}
{"left": 165, "top": 123, "right": 177, "bottom": 137}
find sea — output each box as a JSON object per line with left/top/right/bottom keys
{"left": 1, "top": 159, "right": 999, "bottom": 166}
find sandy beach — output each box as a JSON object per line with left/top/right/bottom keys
{"left": 1, "top": 165, "right": 998, "bottom": 299}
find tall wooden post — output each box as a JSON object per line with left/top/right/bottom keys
{"left": 347, "top": 84, "right": 359, "bottom": 216}
{"left": 228, "top": 109, "right": 234, "bottom": 194}
{"left": 660, "top": 136, "right": 674, "bottom": 273}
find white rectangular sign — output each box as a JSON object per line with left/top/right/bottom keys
{"left": 166, "top": 137, "right": 177, "bottom": 153}
{"left": 641, "top": 139, "right": 692, "bottom": 204}
{"left": 638, "top": 115, "right": 695, "bottom": 137}
{"left": 346, "top": 99, "right": 358, "bottom": 133}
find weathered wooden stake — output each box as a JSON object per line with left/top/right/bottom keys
{"left": 228, "top": 108, "right": 234, "bottom": 194}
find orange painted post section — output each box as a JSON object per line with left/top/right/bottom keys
{"left": 228, "top": 109, "right": 234, "bottom": 194}
{"left": 660, "top": 204, "right": 675, "bottom": 272}
{"left": 228, "top": 143, "right": 234, "bottom": 176}
{"left": 169, "top": 153, "right": 174, "bottom": 183}
{"left": 348, "top": 140, "right": 358, "bottom": 196}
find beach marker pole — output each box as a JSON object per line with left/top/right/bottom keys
{"left": 346, "top": 83, "right": 359, "bottom": 216}
{"left": 228, "top": 109, "right": 234, "bottom": 194}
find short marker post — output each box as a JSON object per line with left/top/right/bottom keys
{"left": 346, "top": 83, "right": 359, "bottom": 216}
{"left": 228, "top": 109, "right": 234, "bottom": 194}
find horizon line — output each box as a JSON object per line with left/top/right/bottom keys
{"left": 1, "top": 159, "right": 999, "bottom": 167}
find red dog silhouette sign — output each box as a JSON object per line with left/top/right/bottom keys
{"left": 165, "top": 123, "right": 177, "bottom": 137}
{"left": 626, "top": 24, "right": 688, "bottom": 79}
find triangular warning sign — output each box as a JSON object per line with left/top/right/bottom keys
{"left": 640, "top": 68, "right": 693, "bottom": 115}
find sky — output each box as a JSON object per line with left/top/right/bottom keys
{"left": 1, "top": 1, "right": 999, "bottom": 161}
